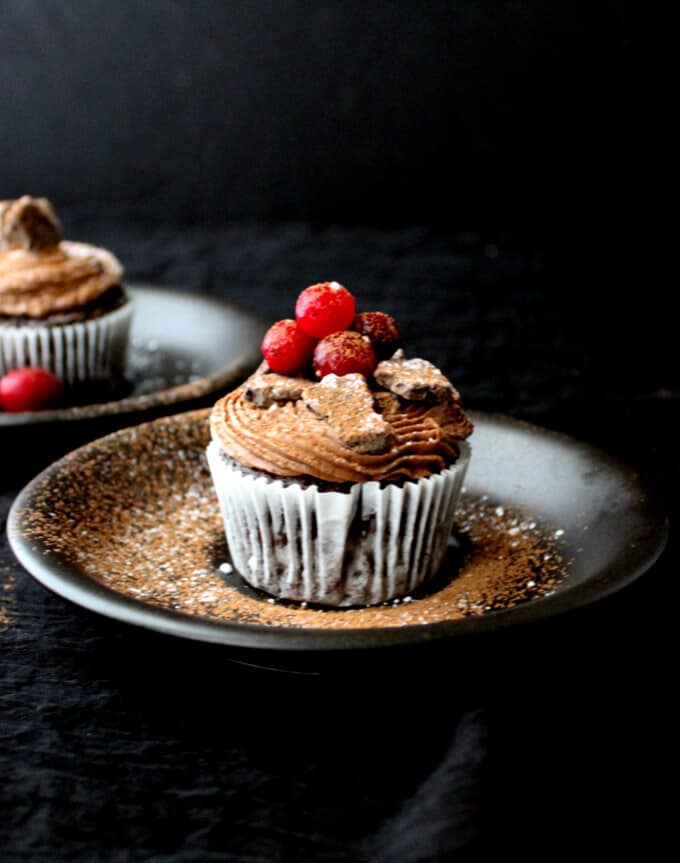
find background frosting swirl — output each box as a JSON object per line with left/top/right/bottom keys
{"left": 0, "top": 240, "right": 123, "bottom": 317}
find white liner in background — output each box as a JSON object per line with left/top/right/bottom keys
{"left": 207, "top": 440, "right": 471, "bottom": 607}
{"left": 0, "top": 299, "right": 133, "bottom": 386}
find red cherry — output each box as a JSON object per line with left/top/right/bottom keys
{"left": 261, "top": 319, "right": 316, "bottom": 375}
{"left": 352, "top": 311, "right": 402, "bottom": 360}
{"left": 313, "top": 331, "right": 376, "bottom": 379}
{"left": 295, "top": 281, "right": 356, "bottom": 339}
{"left": 0, "top": 367, "right": 63, "bottom": 412}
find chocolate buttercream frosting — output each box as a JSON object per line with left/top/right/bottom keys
{"left": 210, "top": 363, "right": 473, "bottom": 483}
{"left": 0, "top": 196, "right": 123, "bottom": 318}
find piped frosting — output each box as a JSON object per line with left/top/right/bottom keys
{"left": 0, "top": 196, "right": 123, "bottom": 318}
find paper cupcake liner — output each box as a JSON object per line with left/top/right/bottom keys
{"left": 207, "top": 441, "right": 471, "bottom": 607}
{"left": 0, "top": 299, "right": 133, "bottom": 387}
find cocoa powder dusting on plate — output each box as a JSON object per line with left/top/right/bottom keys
{"left": 18, "top": 410, "right": 568, "bottom": 631}
{"left": 0, "top": 566, "right": 16, "bottom": 631}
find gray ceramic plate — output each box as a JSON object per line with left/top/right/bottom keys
{"left": 7, "top": 410, "right": 668, "bottom": 655}
{"left": 0, "top": 283, "right": 266, "bottom": 426}
{"left": 1, "top": 284, "right": 266, "bottom": 481}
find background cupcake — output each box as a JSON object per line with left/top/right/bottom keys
{"left": 208, "top": 281, "right": 473, "bottom": 607}
{"left": 0, "top": 195, "right": 132, "bottom": 394}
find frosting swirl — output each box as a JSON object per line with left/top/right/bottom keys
{"left": 0, "top": 196, "right": 123, "bottom": 318}
{"left": 210, "top": 380, "right": 473, "bottom": 483}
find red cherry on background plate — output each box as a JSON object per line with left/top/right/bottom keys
{"left": 0, "top": 367, "right": 64, "bottom": 413}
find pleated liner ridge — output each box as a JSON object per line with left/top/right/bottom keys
{"left": 0, "top": 300, "right": 133, "bottom": 386}
{"left": 207, "top": 440, "right": 471, "bottom": 607}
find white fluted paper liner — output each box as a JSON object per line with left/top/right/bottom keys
{"left": 0, "top": 298, "right": 133, "bottom": 386}
{"left": 207, "top": 440, "right": 471, "bottom": 607}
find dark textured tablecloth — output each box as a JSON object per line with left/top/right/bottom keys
{"left": 1, "top": 210, "right": 675, "bottom": 861}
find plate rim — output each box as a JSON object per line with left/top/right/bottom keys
{"left": 0, "top": 283, "right": 267, "bottom": 427}
{"left": 7, "top": 410, "right": 670, "bottom": 652}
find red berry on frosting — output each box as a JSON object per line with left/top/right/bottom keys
{"left": 313, "top": 330, "right": 376, "bottom": 379}
{"left": 295, "top": 281, "right": 356, "bottom": 339}
{"left": 352, "top": 311, "right": 402, "bottom": 360}
{"left": 261, "top": 319, "right": 316, "bottom": 375}
{"left": 0, "top": 367, "right": 63, "bottom": 412}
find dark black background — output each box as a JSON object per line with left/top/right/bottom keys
{"left": 1, "top": 3, "right": 674, "bottom": 862}
{"left": 1, "top": 0, "right": 650, "bottom": 227}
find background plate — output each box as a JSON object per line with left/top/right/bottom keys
{"left": 8, "top": 410, "right": 668, "bottom": 656}
{"left": 1, "top": 284, "right": 266, "bottom": 479}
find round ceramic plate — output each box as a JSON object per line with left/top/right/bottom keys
{"left": 8, "top": 409, "right": 668, "bottom": 654}
{"left": 1, "top": 285, "right": 267, "bottom": 483}
{"left": 0, "top": 283, "right": 266, "bottom": 426}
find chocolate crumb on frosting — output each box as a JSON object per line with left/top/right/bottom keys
{"left": 0, "top": 195, "right": 62, "bottom": 252}
{"left": 374, "top": 356, "right": 460, "bottom": 402}
{"left": 244, "top": 372, "right": 311, "bottom": 407}
{"left": 303, "top": 373, "right": 393, "bottom": 454}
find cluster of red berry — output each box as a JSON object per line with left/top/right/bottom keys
{"left": 0, "top": 367, "right": 63, "bottom": 412}
{"left": 261, "top": 282, "right": 401, "bottom": 378}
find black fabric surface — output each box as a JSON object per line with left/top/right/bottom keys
{"left": 1, "top": 211, "right": 675, "bottom": 861}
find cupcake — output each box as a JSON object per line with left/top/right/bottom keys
{"left": 207, "top": 281, "right": 473, "bottom": 607}
{"left": 0, "top": 196, "right": 132, "bottom": 392}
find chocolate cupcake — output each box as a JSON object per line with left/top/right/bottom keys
{"left": 0, "top": 196, "right": 132, "bottom": 391}
{"left": 207, "top": 281, "right": 473, "bottom": 607}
